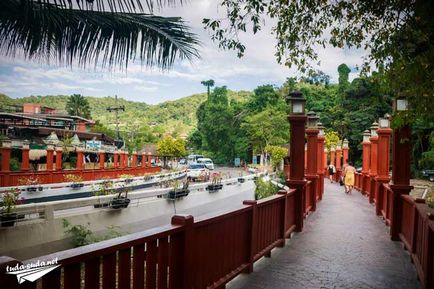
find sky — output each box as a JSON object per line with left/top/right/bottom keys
{"left": 0, "top": 0, "right": 366, "bottom": 105}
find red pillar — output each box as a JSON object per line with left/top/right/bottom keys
{"left": 390, "top": 125, "right": 413, "bottom": 240}
{"left": 113, "top": 151, "right": 119, "bottom": 169}
{"left": 124, "top": 152, "right": 129, "bottom": 168}
{"left": 141, "top": 153, "right": 146, "bottom": 168}
{"left": 306, "top": 128, "right": 319, "bottom": 211}
{"left": 304, "top": 144, "right": 307, "bottom": 172}
{"left": 76, "top": 148, "right": 84, "bottom": 171}
{"left": 132, "top": 151, "right": 137, "bottom": 167}
{"left": 119, "top": 151, "right": 125, "bottom": 169}
{"left": 55, "top": 147, "right": 63, "bottom": 171}
{"left": 1, "top": 141, "right": 11, "bottom": 186}
{"left": 375, "top": 127, "right": 392, "bottom": 215}
{"left": 99, "top": 150, "right": 105, "bottom": 170}
{"left": 335, "top": 145, "right": 342, "bottom": 182}
{"left": 287, "top": 113, "right": 307, "bottom": 232}
{"left": 323, "top": 148, "right": 328, "bottom": 177}
{"left": 46, "top": 145, "right": 54, "bottom": 171}
{"left": 361, "top": 130, "right": 371, "bottom": 194}
{"left": 330, "top": 145, "right": 335, "bottom": 167}
{"left": 342, "top": 139, "right": 349, "bottom": 164}
{"left": 369, "top": 134, "right": 378, "bottom": 203}
{"left": 21, "top": 144, "right": 30, "bottom": 172}
{"left": 147, "top": 153, "right": 152, "bottom": 167}
{"left": 317, "top": 134, "right": 325, "bottom": 199}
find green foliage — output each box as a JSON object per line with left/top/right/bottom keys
{"left": 9, "top": 157, "right": 20, "bottom": 171}
{"left": 254, "top": 178, "right": 279, "bottom": 200}
{"left": 65, "top": 94, "right": 91, "bottom": 119}
{"left": 265, "top": 145, "right": 288, "bottom": 169}
{"left": 62, "top": 219, "right": 124, "bottom": 248}
{"left": 324, "top": 131, "right": 341, "bottom": 152}
{"left": 419, "top": 151, "right": 434, "bottom": 170}
{"left": 0, "top": 0, "right": 199, "bottom": 70}
{"left": 157, "top": 137, "right": 187, "bottom": 157}
{"left": 1, "top": 188, "right": 21, "bottom": 214}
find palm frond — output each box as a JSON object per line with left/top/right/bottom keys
{"left": 0, "top": 0, "right": 200, "bottom": 69}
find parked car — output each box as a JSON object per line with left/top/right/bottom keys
{"left": 187, "top": 163, "right": 210, "bottom": 181}
{"left": 187, "top": 154, "right": 204, "bottom": 164}
{"left": 197, "top": 158, "right": 214, "bottom": 170}
{"left": 422, "top": 170, "right": 434, "bottom": 182}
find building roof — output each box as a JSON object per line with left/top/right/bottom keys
{"left": 0, "top": 112, "right": 47, "bottom": 122}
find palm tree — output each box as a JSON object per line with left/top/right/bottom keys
{"left": 66, "top": 94, "right": 91, "bottom": 119}
{"left": 201, "top": 79, "right": 215, "bottom": 98}
{"left": 0, "top": 0, "right": 199, "bottom": 69}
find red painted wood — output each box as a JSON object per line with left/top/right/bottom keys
{"left": 41, "top": 267, "right": 60, "bottom": 289}
{"left": 146, "top": 240, "right": 157, "bottom": 289}
{"left": 84, "top": 257, "right": 100, "bottom": 289}
{"left": 63, "top": 263, "right": 81, "bottom": 289}
{"left": 103, "top": 253, "right": 117, "bottom": 289}
{"left": 158, "top": 237, "right": 169, "bottom": 289}
{"left": 132, "top": 244, "right": 145, "bottom": 289}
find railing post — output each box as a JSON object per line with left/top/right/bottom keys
{"left": 55, "top": 147, "right": 63, "bottom": 171}
{"left": 99, "top": 150, "right": 105, "bottom": 170}
{"left": 317, "top": 132, "right": 325, "bottom": 199}
{"left": 21, "top": 143, "right": 30, "bottom": 172}
{"left": 46, "top": 145, "right": 54, "bottom": 171}
{"left": 119, "top": 151, "right": 125, "bottom": 169}
{"left": 369, "top": 132, "right": 378, "bottom": 203}
{"left": 306, "top": 126, "right": 319, "bottom": 211}
{"left": 147, "top": 152, "right": 152, "bottom": 167}
{"left": 335, "top": 145, "right": 342, "bottom": 182}
{"left": 141, "top": 153, "right": 146, "bottom": 168}
{"left": 124, "top": 151, "right": 129, "bottom": 168}
{"left": 362, "top": 130, "right": 371, "bottom": 194}
{"left": 171, "top": 214, "right": 194, "bottom": 289}
{"left": 113, "top": 150, "right": 119, "bottom": 169}
{"left": 375, "top": 126, "right": 392, "bottom": 216}
{"left": 76, "top": 147, "right": 84, "bottom": 171}
{"left": 132, "top": 151, "right": 137, "bottom": 167}
{"left": 389, "top": 124, "right": 413, "bottom": 241}
{"left": 0, "top": 256, "right": 36, "bottom": 289}
{"left": 286, "top": 91, "right": 307, "bottom": 232}
{"left": 243, "top": 200, "right": 258, "bottom": 273}
{"left": 1, "top": 140, "right": 11, "bottom": 186}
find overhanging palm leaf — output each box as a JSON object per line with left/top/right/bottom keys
{"left": 0, "top": 0, "right": 199, "bottom": 69}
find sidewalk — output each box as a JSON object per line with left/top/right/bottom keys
{"left": 228, "top": 181, "right": 420, "bottom": 289}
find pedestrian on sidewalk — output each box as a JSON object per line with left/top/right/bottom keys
{"left": 343, "top": 161, "right": 356, "bottom": 194}
{"left": 342, "top": 160, "right": 348, "bottom": 192}
{"left": 328, "top": 163, "right": 336, "bottom": 183}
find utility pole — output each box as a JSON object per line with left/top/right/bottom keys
{"left": 106, "top": 95, "right": 125, "bottom": 148}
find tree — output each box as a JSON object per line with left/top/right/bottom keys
{"left": 201, "top": 80, "right": 215, "bottom": 98}
{"left": 157, "top": 136, "right": 186, "bottom": 158}
{"left": 265, "top": 145, "right": 288, "bottom": 170}
{"left": 66, "top": 94, "right": 91, "bottom": 119}
{"left": 1, "top": 0, "right": 199, "bottom": 69}
{"left": 203, "top": 0, "right": 434, "bottom": 121}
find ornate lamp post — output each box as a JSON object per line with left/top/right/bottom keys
{"left": 317, "top": 122, "right": 326, "bottom": 199}
{"left": 390, "top": 97, "right": 413, "bottom": 240}
{"left": 1, "top": 138, "right": 12, "bottom": 186}
{"left": 306, "top": 111, "right": 319, "bottom": 211}
{"left": 361, "top": 129, "right": 371, "bottom": 194}
{"left": 342, "top": 138, "right": 349, "bottom": 165}
{"left": 330, "top": 145, "right": 335, "bottom": 170}
{"left": 368, "top": 122, "right": 379, "bottom": 203}
{"left": 21, "top": 140, "right": 30, "bottom": 172}
{"left": 335, "top": 144, "right": 342, "bottom": 182}
{"left": 375, "top": 114, "right": 392, "bottom": 216}
{"left": 286, "top": 91, "right": 307, "bottom": 232}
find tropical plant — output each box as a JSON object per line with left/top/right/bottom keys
{"left": 201, "top": 79, "right": 215, "bottom": 98}
{"left": 1, "top": 188, "right": 23, "bottom": 215}
{"left": 65, "top": 94, "right": 92, "bottom": 119}
{"left": 0, "top": 0, "right": 199, "bottom": 70}
{"left": 254, "top": 178, "right": 278, "bottom": 200}
{"left": 265, "top": 145, "right": 288, "bottom": 170}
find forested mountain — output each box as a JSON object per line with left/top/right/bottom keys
{"left": 0, "top": 91, "right": 250, "bottom": 139}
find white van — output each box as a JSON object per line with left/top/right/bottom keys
{"left": 187, "top": 154, "right": 204, "bottom": 164}
{"left": 197, "top": 158, "right": 214, "bottom": 170}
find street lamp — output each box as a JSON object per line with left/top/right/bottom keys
{"left": 363, "top": 130, "right": 371, "bottom": 142}
{"left": 343, "top": 138, "right": 349, "bottom": 149}
{"left": 317, "top": 122, "right": 325, "bottom": 136}
{"left": 307, "top": 111, "right": 319, "bottom": 128}
{"left": 370, "top": 122, "right": 379, "bottom": 137}
{"left": 393, "top": 95, "right": 409, "bottom": 112}
{"left": 379, "top": 113, "right": 391, "bottom": 128}
{"left": 286, "top": 91, "right": 306, "bottom": 114}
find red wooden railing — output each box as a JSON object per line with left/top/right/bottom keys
{"left": 1, "top": 186, "right": 317, "bottom": 289}
{"left": 354, "top": 181, "right": 434, "bottom": 289}
{"left": 0, "top": 166, "right": 161, "bottom": 187}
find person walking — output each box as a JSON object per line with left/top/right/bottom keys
{"left": 328, "top": 163, "right": 336, "bottom": 183}
{"left": 343, "top": 161, "right": 356, "bottom": 194}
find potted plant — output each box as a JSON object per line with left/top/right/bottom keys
{"left": 1, "top": 188, "right": 23, "bottom": 227}
{"left": 119, "top": 174, "right": 134, "bottom": 184}
{"left": 167, "top": 180, "right": 189, "bottom": 200}
{"left": 238, "top": 172, "right": 245, "bottom": 183}
{"left": 207, "top": 172, "right": 223, "bottom": 192}
{"left": 93, "top": 180, "right": 114, "bottom": 208}
{"left": 110, "top": 185, "right": 131, "bottom": 209}
{"left": 64, "top": 174, "right": 84, "bottom": 189}
{"left": 18, "top": 176, "right": 42, "bottom": 192}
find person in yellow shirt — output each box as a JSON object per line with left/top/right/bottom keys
{"left": 343, "top": 161, "right": 356, "bottom": 194}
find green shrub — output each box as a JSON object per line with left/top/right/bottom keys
{"left": 10, "top": 157, "right": 20, "bottom": 171}
{"left": 254, "top": 178, "right": 279, "bottom": 200}
{"left": 419, "top": 150, "right": 434, "bottom": 170}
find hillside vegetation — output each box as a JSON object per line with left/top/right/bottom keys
{"left": 0, "top": 91, "right": 250, "bottom": 138}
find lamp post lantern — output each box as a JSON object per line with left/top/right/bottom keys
{"left": 368, "top": 122, "right": 379, "bottom": 203}
{"left": 361, "top": 130, "right": 371, "bottom": 194}
{"left": 316, "top": 122, "right": 326, "bottom": 199}
{"left": 286, "top": 91, "right": 307, "bottom": 232}
{"left": 306, "top": 111, "right": 320, "bottom": 211}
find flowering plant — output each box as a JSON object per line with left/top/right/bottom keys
{"left": 18, "top": 176, "right": 40, "bottom": 186}
{"left": 1, "top": 188, "right": 23, "bottom": 214}
{"left": 64, "top": 174, "right": 84, "bottom": 184}
{"left": 211, "top": 172, "right": 222, "bottom": 185}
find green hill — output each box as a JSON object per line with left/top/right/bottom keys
{"left": 0, "top": 91, "right": 250, "bottom": 138}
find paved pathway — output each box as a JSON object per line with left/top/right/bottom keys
{"left": 228, "top": 181, "right": 420, "bottom": 289}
